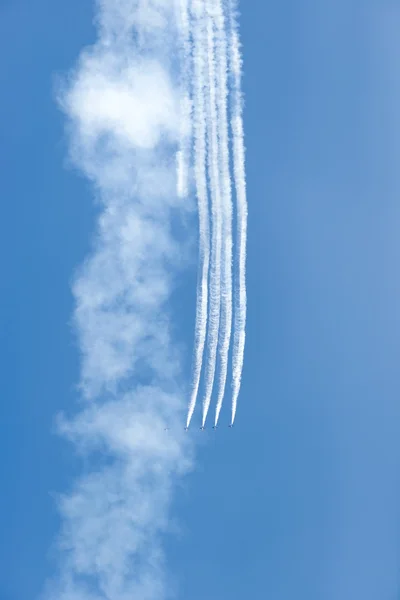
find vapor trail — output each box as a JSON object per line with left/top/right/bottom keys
{"left": 176, "top": 0, "right": 192, "bottom": 199}
{"left": 201, "top": 3, "right": 223, "bottom": 428}
{"left": 186, "top": 0, "right": 211, "bottom": 429}
{"left": 229, "top": 0, "right": 247, "bottom": 426}
{"left": 214, "top": 1, "right": 233, "bottom": 427}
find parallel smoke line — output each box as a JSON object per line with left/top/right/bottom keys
{"left": 214, "top": 0, "right": 233, "bottom": 427}
{"left": 229, "top": 0, "right": 247, "bottom": 426}
{"left": 187, "top": 0, "right": 247, "bottom": 428}
{"left": 186, "top": 0, "right": 211, "bottom": 428}
{"left": 201, "top": 3, "right": 223, "bottom": 428}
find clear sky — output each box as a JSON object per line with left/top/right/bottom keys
{"left": 1, "top": 1, "right": 400, "bottom": 600}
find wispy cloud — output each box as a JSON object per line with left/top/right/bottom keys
{"left": 44, "top": 2, "right": 194, "bottom": 599}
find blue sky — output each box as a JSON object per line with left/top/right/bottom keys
{"left": 1, "top": 1, "right": 400, "bottom": 600}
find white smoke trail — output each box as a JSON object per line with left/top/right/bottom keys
{"left": 229, "top": 0, "right": 247, "bottom": 426}
{"left": 44, "top": 3, "right": 196, "bottom": 599}
{"left": 201, "top": 2, "right": 223, "bottom": 428}
{"left": 213, "top": 0, "right": 233, "bottom": 427}
{"left": 176, "top": 0, "right": 192, "bottom": 199}
{"left": 186, "top": 0, "right": 211, "bottom": 429}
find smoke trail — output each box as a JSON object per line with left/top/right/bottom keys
{"left": 201, "top": 2, "right": 223, "bottom": 428}
{"left": 229, "top": 0, "right": 247, "bottom": 426}
{"left": 186, "top": 0, "right": 211, "bottom": 429}
{"left": 176, "top": 0, "right": 192, "bottom": 199}
{"left": 214, "top": 0, "right": 233, "bottom": 427}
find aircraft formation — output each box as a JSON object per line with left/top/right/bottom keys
{"left": 166, "top": 424, "right": 234, "bottom": 432}
{"left": 195, "top": 423, "right": 233, "bottom": 431}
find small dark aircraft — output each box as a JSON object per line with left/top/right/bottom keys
{"left": 200, "top": 426, "right": 205, "bottom": 431}
{"left": 212, "top": 425, "right": 218, "bottom": 430}
{"left": 228, "top": 424, "right": 234, "bottom": 428}
{"left": 184, "top": 427, "right": 189, "bottom": 431}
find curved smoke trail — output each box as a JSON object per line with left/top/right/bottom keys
{"left": 201, "top": 3, "right": 223, "bottom": 428}
{"left": 186, "top": 0, "right": 211, "bottom": 429}
{"left": 229, "top": 0, "right": 247, "bottom": 426}
{"left": 214, "top": 1, "right": 233, "bottom": 427}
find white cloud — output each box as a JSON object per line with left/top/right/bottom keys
{"left": 66, "top": 56, "right": 179, "bottom": 150}
{"left": 44, "top": 2, "right": 194, "bottom": 599}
